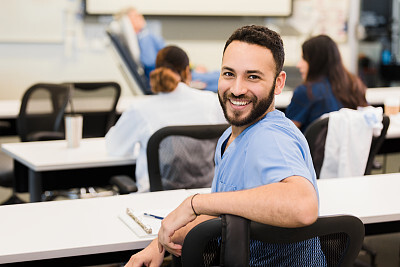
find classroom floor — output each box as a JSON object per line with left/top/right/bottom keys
{"left": 0, "top": 136, "right": 399, "bottom": 266}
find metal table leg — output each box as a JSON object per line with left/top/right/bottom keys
{"left": 28, "top": 169, "right": 42, "bottom": 202}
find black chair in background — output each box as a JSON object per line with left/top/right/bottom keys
{"left": 2, "top": 83, "right": 71, "bottom": 205}
{"left": 146, "top": 124, "right": 229, "bottom": 192}
{"left": 40, "top": 81, "right": 129, "bottom": 200}
{"left": 181, "top": 214, "right": 365, "bottom": 267}
{"left": 304, "top": 114, "right": 390, "bottom": 178}
{"left": 17, "top": 83, "right": 71, "bottom": 142}
{"left": 64, "top": 82, "right": 121, "bottom": 138}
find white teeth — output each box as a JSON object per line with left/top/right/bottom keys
{"left": 230, "top": 99, "right": 249, "bottom": 106}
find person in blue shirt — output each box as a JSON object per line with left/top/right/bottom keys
{"left": 124, "top": 25, "right": 325, "bottom": 267}
{"left": 121, "top": 8, "right": 220, "bottom": 92}
{"left": 286, "top": 35, "right": 368, "bottom": 132}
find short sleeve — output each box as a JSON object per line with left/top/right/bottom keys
{"left": 244, "top": 125, "right": 312, "bottom": 187}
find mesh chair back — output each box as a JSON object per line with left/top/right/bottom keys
{"left": 64, "top": 82, "right": 121, "bottom": 138}
{"left": 181, "top": 215, "right": 364, "bottom": 267}
{"left": 304, "top": 114, "right": 390, "bottom": 178}
{"left": 17, "top": 83, "right": 71, "bottom": 142}
{"left": 147, "top": 124, "right": 229, "bottom": 191}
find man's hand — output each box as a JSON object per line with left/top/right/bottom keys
{"left": 157, "top": 195, "right": 198, "bottom": 256}
{"left": 124, "top": 239, "right": 165, "bottom": 267}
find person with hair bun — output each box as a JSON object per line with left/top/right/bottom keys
{"left": 105, "top": 45, "right": 226, "bottom": 192}
{"left": 150, "top": 45, "right": 191, "bottom": 94}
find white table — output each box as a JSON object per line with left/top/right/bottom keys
{"left": 0, "top": 189, "right": 192, "bottom": 264}
{"left": 318, "top": 173, "right": 400, "bottom": 226}
{"left": 0, "top": 173, "right": 399, "bottom": 264}
{"left": 1, "top": 138, "right": 136, "bottom": 202}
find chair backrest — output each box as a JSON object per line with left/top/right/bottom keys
{"left": 64, "top": 82, "right": 121, "bottom": 138}
{"left": 17, "top": 83, "right": 71, "bottom": 142}
{"left": 304, "top": 114, "right": 390, "bottom": 178}
{"left": 105, "top": 30, "right": 152, "bottom": 95}
{"left": 181, "top": 214, "right": 365, "bottom": 267}
{"left": 146, "top": 124, "right": 229, "bottom": 192}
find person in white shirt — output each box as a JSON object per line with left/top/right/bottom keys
{"left": 105, "top": 45, "right": 226, "bottom": 192}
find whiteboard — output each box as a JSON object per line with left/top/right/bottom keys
{"left": 85, "top": 0, "right": 292, "bottom": 17}
{"left": 0, "top": 0, "right": 64, "bottom": 43}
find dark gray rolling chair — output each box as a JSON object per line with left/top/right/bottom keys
{"left": 64, "top": 81, "right": 121, "bottom": 138}
{"left": 304, "top": 114, "right": 390, "bottom": 178}
{"left": 181, "top": 214, "right": 365, "bottom": 267}
{"left": 2, "top": 83, "right": 71, "bottom": 205}
{"left": 146, "top": 124, "right": 229, "bottom": 192}
{"left": 17, "top": 83, "right": 71, "bottom": 142}
{"left": 42, "top": 81, "right": 132, "bottom": 199}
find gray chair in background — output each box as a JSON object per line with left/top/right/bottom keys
{"left": 146, "top": 124, "right": 229, "bottom": 192}
{"left": 64, "top": 81, "right": 121, "bottom": 138}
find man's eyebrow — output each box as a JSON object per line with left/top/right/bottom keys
{"left": 221, "top": 66, "right": 234, "bottom": 72}
{"left": 246, "top": 70, "right": 264, "bottom": 76}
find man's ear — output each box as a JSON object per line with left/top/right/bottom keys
{"left": 274, "top": 71, "right": 286, "bottom": 95}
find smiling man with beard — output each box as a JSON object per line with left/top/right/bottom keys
{"left": 125, "top": 25, "right": 326, "bottom": 267}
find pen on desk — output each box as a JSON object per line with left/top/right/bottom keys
{"left": 143, "top": 213, "right": 164, "bottom": 220}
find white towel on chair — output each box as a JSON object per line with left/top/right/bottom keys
{"left": 320, "top": 107, "right": 383, "bottom": 179}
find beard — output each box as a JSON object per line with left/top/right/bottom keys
{"left": 218, "top": 82, "right": 275, "bottom": 127}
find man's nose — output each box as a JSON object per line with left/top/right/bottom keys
{"left": 230, "top": 78, "right": 247, "bottom": 96}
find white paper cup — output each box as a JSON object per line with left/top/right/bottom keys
{"left": 384, "top": 98, "right": 400, "bottom": 115}
{"left": 65, "top": 114, "right": 83, "bottom": 148}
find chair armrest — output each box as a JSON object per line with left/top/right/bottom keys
{"left": 110, "top": 175, "right": 138, "bottom": 194}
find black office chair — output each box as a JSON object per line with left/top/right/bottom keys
{"left": 304, "top": 114, "right": 390, "bottom": 178}
{"left": 181, "top": 214, "right": 365, "bottom": 267}
{"left": 1, "top": 83, "right": 71, "bottom": 205}
{"left": 17, "top": 83, "right": 71, "bottom": 142}
{"left": 64, "top": 82, "right": 121, "bottom": 138}
{"left": 146, "top": 124, "right": 229, "bottom": 192}
{"left": 38, "top": 81, "right": 130, "bottom": 199}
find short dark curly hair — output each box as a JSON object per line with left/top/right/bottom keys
{"left": 223, "top": 25, "right": 285, "bottom": 77}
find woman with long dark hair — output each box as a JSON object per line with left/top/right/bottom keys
{"left": 286, "top": 35, "right": 368, "bottom": 132}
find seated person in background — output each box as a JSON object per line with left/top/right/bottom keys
{"left": 105, "top": 45, "right": 226, "bottom": 192}
{"left": 285, "top": 35, "right": 368, "bottom": 132}
{"left": 112, "top": 7, "right": 220, "bottom": 92}
{"left": 125, "top": 25, "right": 325, "bottom": 267}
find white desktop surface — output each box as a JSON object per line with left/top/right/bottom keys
{"left": 0, "top": 189, "right": 191, "bottom": 264}
{"left": 318, "top": 173, "right": 400, "bottom": 224}
{"left": 0, "top": 173, "right": 399, "bottom": 264}
{"left": 1, "top": 138, "right": 135, "bottom": 172}
{"left": 386, "top": 114, "right": 400, "bottom": 138}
